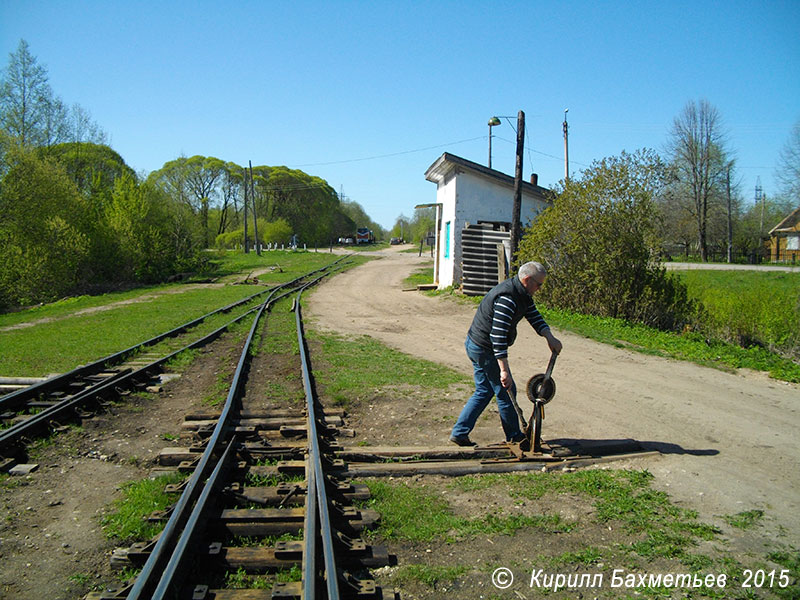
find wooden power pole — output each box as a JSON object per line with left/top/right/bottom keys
{"left": 250, "top": 161, "right": 261, "bottom": 256}
{"left": 243, "top": 167, "right": 249, "bottom": 253}
{"left": 510, "top": 110, "right": 525, "bottom": 259}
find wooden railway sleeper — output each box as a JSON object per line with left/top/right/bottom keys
{"left": 201, "top": 537, "right": 392, "bottom": 570}
{"left": 84, "top": 583, "right": 133, "bottom": 600}
{"left": 110, "top": 538, "right": 158, "bottom": 569}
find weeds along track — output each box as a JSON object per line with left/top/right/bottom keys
{"left": 86, "top": 279, "right": 400, "bottom": 600}
{"left": 0, "top": 258, "right": 350, "bottom": 471}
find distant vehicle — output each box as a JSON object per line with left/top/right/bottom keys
{"left": 344, "top": 237, "right": 354, "bottom": 245}
{"left": 390, "top": 237, "right": 402, "bottom": 245}
{"left": 356, "top": 227, "right": 375, "bottom": 244}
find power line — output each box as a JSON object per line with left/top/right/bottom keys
{"left": 292, "top": 136, "right": 485, "bottom": 167}
{"left": 491, "top": 135, "right": 589, "bottom": 167}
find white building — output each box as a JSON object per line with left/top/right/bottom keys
{"left": 424, "top": 152, "right": 552, "bottom": 292}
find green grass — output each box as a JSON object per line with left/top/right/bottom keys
{"left": 101, "top": 472, "right": 187, "bottom": 542}
{"left": 675, "top": 270, "right": 800, "bottom": 353}
{"left": 420, "top": 268, "right": 800, "bottom": 382}
{"left": 392, "top": 564, "right": 470, "bottom": 588}
{"left": 200, "top": 248, "right": 357, "bottom": 282}
{"left": 309, "top": 331, "right": 470, "bottom": 406}
{"left": 367, "top": 469, "right": 718, "bottom": 564}
{"left": 539, "top": 305, "right": 800, "bottom": 383}
{"left": 368, "top": 470, "right": 786, "bottom": 597}
{"left": 723, "top": 509, "right": 765, "bottom": 530}
{"left": 0, "top": 285, "right": 267, "bottom": 376}
{"left": 0, "top": 252, "right": 357, "bottom": 376}
{"left": 403, "top": 265, "right": 435, "bottom": 288}
{"left": 359, "top": 478, "right": 568, "bottom": 543}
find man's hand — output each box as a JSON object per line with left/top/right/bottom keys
{"left": 497, "top": 357, "right": 514, "bottom": 389}
{"left": 544, "top": 330, "right": 563, "bottom": 355}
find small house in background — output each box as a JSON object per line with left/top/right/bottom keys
{"left": 767, "top": 206, "right": 800, "bottom": 263}
{"left": 424, "top": 152, "right": 552, "bottom": 294}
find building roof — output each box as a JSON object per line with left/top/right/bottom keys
{"left": 424, "top": 152, "right": 551, "bottom": 199}
{"left": 769, "top": 206, "right": 800, "bottom": 235}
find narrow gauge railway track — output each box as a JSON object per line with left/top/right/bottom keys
{"left": 0, "top": 259, "right": 350, "bottom": 471}
{"left": 88, "top": 280, "right": 399, "bottom": 600}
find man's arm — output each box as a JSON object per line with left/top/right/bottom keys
{"left": 542, "top": 328, "right": 563, "bottom": 355}
{"left": 524, "top": 302, "right": 562, "bottom": 355}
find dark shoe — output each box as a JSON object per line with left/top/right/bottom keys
{"left": 449, "top": 435, "right": 477, "bottom": 447}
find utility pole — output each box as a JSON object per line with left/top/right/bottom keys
{"left": 250, "top": 161, "right": 260, "bottom": 256}
{"left": 756, "top": 176, "right": 764, "bottom": 238}
{"left": 563, "top": 109, "right": 569, "bottom": 182}
{"left": 243, "top": 167, "right": 249, "bottom": 253}
{"left": 510, "top": 110, "right": 525, "bottom": 259}
{"left": 726, "top": 164, "right": 732, "bottom": 263}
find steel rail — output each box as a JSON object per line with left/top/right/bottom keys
{"left": 125, "top": 260, "right": 346, "bottom": 599}
{"left": 0, "top": 289, "right": 272, "bottom": 456}
{"left": 0, "top": 287, "right": 272, "bottom": 411}
{"left": 126, "top": 292, "right": 273, "bottom": 600}
{"left": 1, "top": 256, "right": 350, "bottom": 411}
{"left": 295, "top": 287, "right": 340, "bottom": 599}
{"left": 1, "top": 259, "right": 351, "bottom": 458}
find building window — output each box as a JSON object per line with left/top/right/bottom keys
{"left": 444, "top": 221, "right": 451, "bottom": 258}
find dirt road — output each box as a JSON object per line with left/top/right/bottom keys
{"left": 306, "top": 246, "right": 800, "bottom": 543}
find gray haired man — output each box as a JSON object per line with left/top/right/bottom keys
{"left": 450, "top": 261, "right": 562, "bottom": 446}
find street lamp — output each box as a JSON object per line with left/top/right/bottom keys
{"left": 488, "top": 116, "right": 501, "bottom": 169}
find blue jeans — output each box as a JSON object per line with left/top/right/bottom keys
{"left": 451, "top": 335, "right": 523, "bottom": 442}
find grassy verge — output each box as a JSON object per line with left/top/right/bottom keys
{"left": 540, "top": 305, "right": 800, "bottom": 383}
{"left": 674, "top": 270, "right": 799, "bottom": 353}
{"left": 201, "top": 248, "right": 350, "bottom": 281}
{"left": 0, "top": 285, "right": 266, "bottom": 376}
{"left": 0, "top": 252, "right": 361, "bottom": 376}
{"left": 101, "top": 472, "right": 187, "bottom": 543}
{"left": 307, "top": 330, "right": 470, "bottom": 407}
{"left": 358, "top": 472, "right": 798, "bottom": 598}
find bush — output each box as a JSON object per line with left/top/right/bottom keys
{"left": 517, "top": 149, "right": 695, "bottom": 331}
{"left": 214, "top": 219, "right": 293, "bottom": 249}
{"left": 0, "top": 148, "right": 91, "bottom": 306}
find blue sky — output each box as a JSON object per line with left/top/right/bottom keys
{"left": 2, "top": 0, "right": 798, "bottom": 229}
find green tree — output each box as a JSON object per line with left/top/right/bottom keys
{"left": 148, "top": 155, "right": 228, "bottom": 248}
{"left": 44, "top": 142, "right": 135, "bottom": 198}
{"left": 391, "top": 213, "right": 411, "bottom": 241}
{"left": 0, "top": 39, "right": 53, "bottom": 147}
{"left": 254, "top": 166, "right": 342, "bottom": 245}
{"left": 517, "top": 149, "right": 693, "bottom": 330}
{"left": 0, "top": 147, "right": 90, "bottom": 306}
{"left": 0, "top": 40, "right": 106, "bottom": 152}
{"left": 341, "top": 198, "right": 385, "bottom": 239}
